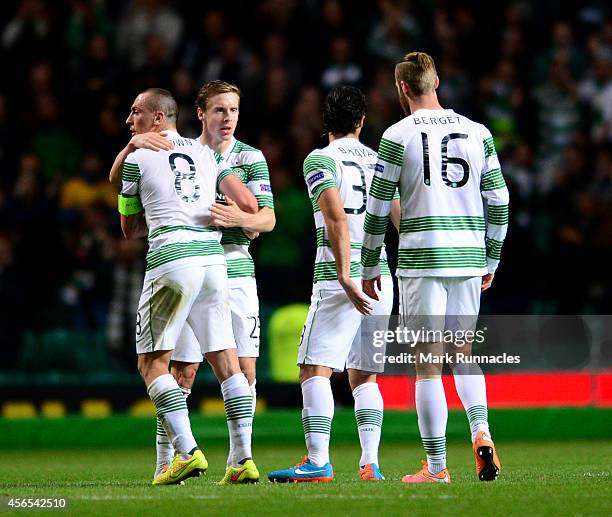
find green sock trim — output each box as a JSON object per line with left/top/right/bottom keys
{"left": 302, "top": 415, "right": 332, "bottom": 435}
{"left": 355, "top": 409, "right": 383, "bottom": 427}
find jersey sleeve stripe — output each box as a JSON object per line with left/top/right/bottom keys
{"left": 487, "top": 204, "right": 509, "bottom": 225}
{"left": 311, "top": 179, "right": 336, "bottom": 201}
{"left": 217, "top": 167, "right": 239, "bottom": 187}
{"left": 364, "top": 213, "right": 390, "bottom": 235}
{"left": 121, "top": 162, "right": 141, "bottom": 183}
{"left": 485, "top": 237, "right": 504, "bottom": 260}
{"left": 369, "top": 175, "right": 397, "bottom": 200}
{"left": 361, "top": 246, "right": 384, "bottom": 267}
{"left": 231, "top": 141, "right": 258, "bottom": 154}
{"left": 303, "top": 155, "right": 337, "bottom": 178}
{"left": 483, "top": 137, "right": 497, "bottom": 158}
{"left": 481, "top": 168, "right": 506, "bottom": 191}
{"left": 247, "top": 161, "right": 269, "bottom": 176}
{"left": 377, "top": 138, "right": 405, "bottom": 167}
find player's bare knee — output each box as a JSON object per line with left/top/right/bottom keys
{"left": 206, "top": 349, "right": 241, "bottom": 383}
{"left": 416, "top": 362, "right": 443, "bottom": 378}
{"left": 242, "top": 369, "right": 256, "bottom": 385}
{"left": 347, "top": 369, "right": 376, "bottom": 391}
{"left": 299, "top": 364, "right": 331, "bottom": 384}
{"left": 238, "top": 358, "right": 256, "bottom": 385}
{"left": 138, "top": 351, "right": 170, "bottom": 385}
{"left": 137, "top": 356, "right": 148, "bottom": 380}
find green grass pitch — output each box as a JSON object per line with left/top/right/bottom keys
{"left": 2, "top": 440, "right": 610, "bottom": 516}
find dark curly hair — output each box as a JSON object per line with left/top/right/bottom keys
{"left": 322, "top": 85, "right": 367, "bottom": 135}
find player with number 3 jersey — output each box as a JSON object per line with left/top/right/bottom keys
{"left": 268, "top": 86, "right": 399, "bottom": 483}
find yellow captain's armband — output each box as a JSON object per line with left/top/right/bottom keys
{"left": 118, "top": 193, "right": 143, "bottom": 216}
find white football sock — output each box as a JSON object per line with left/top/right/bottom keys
{"left": 148, "top": 374, "right": 197, "bottom": 459}
{"left": 226, "top": 380, "right": 257, "bottom": 467}
{"left": 353, "top": 382, "right": 383, "bottom": 468}
{"left": 301, "top": 376, "right": 334, "bottom": 467}
{"left": 416, "top": 378, "right": 448, "bottom": 474}
{"left": 250, "top": 379, "right": 257, "bottom": 417}
{"left": 155, "top": 418, "right": 173, "bottom": 475}
{"left": 453, "top": 364, "right": 490, "bottom": 442}
{"left": 221, "top": 373, "right": 253, "bottom": 467}
{"left": 155, "top": 386, "right": 191, "bottom": 475}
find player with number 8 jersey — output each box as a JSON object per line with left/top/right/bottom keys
{"left": 116, "top": 88, "right": 259, "bottom": 486}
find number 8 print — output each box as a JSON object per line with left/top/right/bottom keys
{"left": 169, "top": 152, "right": 201, "bottom": 202}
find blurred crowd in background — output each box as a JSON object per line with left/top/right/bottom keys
{"left": 0, "top": 0, "right": 611, "bottom": 370}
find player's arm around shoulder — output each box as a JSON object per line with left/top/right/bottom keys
{"left": 109, "top": 132, "right": 174, "bottom": 187}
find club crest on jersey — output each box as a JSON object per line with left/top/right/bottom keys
{"left": 307, "top": 172, "right": 325, "bottom": 186}
{"left": 375, "top": 164, "right": 384, "bottom": 173}
{"left": 232, "top": 166, "right": 247, "bottom": 182}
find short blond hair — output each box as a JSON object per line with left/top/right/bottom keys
{"left": 395, "top": 52, "right": 437, "bottom": 97}
{"left": 195, "top": 80, "right": 241, "bottom": 110}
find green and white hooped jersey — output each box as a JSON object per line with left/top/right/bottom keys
{"left": 303, "top": 137, "right": 394, "bottom": 289}
{"left": 214, "top": 137, "right": 274, "bottom": 285}
{"left": 119, "top": 130, "right": 229, "bottom": 279}
{"left": 362, "top": 109, "right": 510, "bottom": 278}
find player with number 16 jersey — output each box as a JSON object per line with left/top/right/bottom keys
{"left": 361, "top": 52, "right": 508, "bottom": 484}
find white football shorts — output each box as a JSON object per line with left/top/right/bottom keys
{"left": 135, "top": 264, "right": 235, "bottom": 356}
{"left": 398, "top": 276, "right": 481, "bottom": 341}
{"left": 297, "top": 275, "right": 394, "bottom": 373}
{"left": 172, "top": 277, "right": 259, "bottom": 363}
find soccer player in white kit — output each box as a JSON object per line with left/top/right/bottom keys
{"left": 116, "top": 88, "right": 260, "bottom": 485}
{"left": 361, "top": 53, "right": 509, "bottom": 483}
{"left": 268, "top": 86, "right": 400, "bottom": 483}
{"left": 166, "top": 81, "right": 275, "bottom": 484}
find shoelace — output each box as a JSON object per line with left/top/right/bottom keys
{"left": 293, "top": 455, "right": 308, "bottom": 468}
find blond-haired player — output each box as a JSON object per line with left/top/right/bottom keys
{"left": 362, "top": 52, "right": 508, "bottom": 483}
{"left": 157, "top": 81, "right": 275, "bottom": 485}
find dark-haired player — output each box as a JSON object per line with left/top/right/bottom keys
{"left": 268, "top": 86, "right": 400, "bottom": 483}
